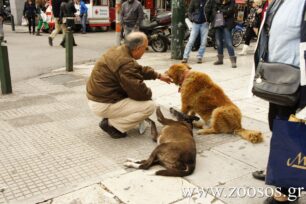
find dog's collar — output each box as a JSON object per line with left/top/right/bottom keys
{"left": 178, "top": 71, "right": 191, "bottom": 92}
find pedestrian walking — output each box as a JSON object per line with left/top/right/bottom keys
{"left": 120, "top": 0, "right": 144, "bottom": 37}
{"left": 78, "top": 0, "right": 88, "bottom": 34}
{"left": 205, "top": 0, "right": 237, "bottom": 68}
{"left": 23, "top": 0, "right": 37, "bottom": 35}
{"left": 48, "top": 0, "right": 63, "bottom": 46}
{"left": 86, "top": 32, "right": 172, "bottom": 139}
{"left": 251, "top": 0, "right": 306, "bottom": 203}
{"left": 36, "top": 0, "right": 49, "bottom": 36}
{"left": 59, "top": 0, "right": 77, "bottom": 48}
{"left": 181, "top": 0, "right": 209, "bottom": 64}
{"left": 238, "top": 0, "right": 262, "bottom": 55}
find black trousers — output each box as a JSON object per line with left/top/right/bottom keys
{"left": 244, "top": 26, "right": 257, "bottom": 46}
{"left": 27, "top": 16, "right": 35, "bottom": 34}
{"left": 268, "top": 103, "right": 300, "bottom": 198}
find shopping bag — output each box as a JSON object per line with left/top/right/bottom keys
{"left": 213, "top": 11, "right": 225, "bottom": 28}
{"left": 21, "top": 16, "right": 28, "bottom": 26}
{"left": 266, "top": 119, "right": 306, "bottom": 188}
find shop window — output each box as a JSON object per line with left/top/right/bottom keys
{"left": 93, "top": 0, "right": 108, "bottom": 6}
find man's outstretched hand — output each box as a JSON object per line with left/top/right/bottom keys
{"left": 159, "top": 73, "right": 172, "bottom": 84}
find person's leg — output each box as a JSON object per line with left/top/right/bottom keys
{"left": 196, "top": 22, "right": 209, "bottom": 62}
{"left": 27, "top": 17, "right": 32, "bottom": 34}
{"left": 60, "top": 23, "right": 68, "bottom": 47}
{"left": 36, "top": 19, "right": 43, "bottom": 35}
{"left": 182, "top": 23, "right": 200, "bottom": 62}
{"left": 223, "top": 27, "right": 237, "bottom": 68}
{"left": 124, "top": 26, "right": 133, "bottom": 38}
{"left": 81, "top": 14, "right": 87, "bottom": 33}
{"left": 31, "top": 17, "right": 35, "bottom": 34}
{"left": 88, "top": 98, "right": 156, "bottom": 133}
{"left": 239, "top": 27, "right": 253, "bottom": 55}
{"left": 49, "top": 18, "right": 62, "bottom": 39}
{"left": 214, "top": 27, "right": 224, "bottom": 65}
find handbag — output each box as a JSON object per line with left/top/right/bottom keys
{"left": 21, "top": 16, "right": 28, "bottom": 26}
{"left": 266, "top": 119, "right": 306, "bottom": 188}
{"left": 252, "top": 62, "right": 300, "bottom": 107}
{"left": 213, "top": 11, "right": 225, "bottom": 28}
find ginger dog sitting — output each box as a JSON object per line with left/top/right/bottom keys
{"left": 166, "top": 63, "right": 263, "bottom": 143}
{"left": 124, "top": 107, "right": 197, "bottom": 177}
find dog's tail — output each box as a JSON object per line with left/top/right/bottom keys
{"left": 155, "top": 163, "right": 195, "bottom": 177}
{"left": 234, "top": 128, "right": 263, "bottom": 144}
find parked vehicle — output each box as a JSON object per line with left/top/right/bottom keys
{"left": 139, "top": 11, "right": 171, "bottom": 52}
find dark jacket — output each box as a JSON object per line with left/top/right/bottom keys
{"left": 23, "top": 1, "right": 37, "bottom": 18}
{"left": 86, "top": 45, "right": 159, "bottom": 103}
{"left": 121, "top": 0, "right": 144, "bottom": 28}
{"left": 205, "top": 0, "right": 236, "bottom": 29}
{"left": 52, "top": 0, "right": 62, "bottom": 18}
{"left": 188, "top": 0, "right": 208, "bottom": 24}
{"left": 60, "top": 0, "right": 76, "bottom": 27}
{"left": 254, "top": 1, "right": 306, "bottom": 109}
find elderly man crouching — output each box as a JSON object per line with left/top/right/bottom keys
{"left": 86, "top": 32, "right": 172, "bottom": 139}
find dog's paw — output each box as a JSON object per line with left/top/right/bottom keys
{"left": 124, "top": 161, "right": 141, "bottom": 169}
{"left": 193, "top": 120, "right": 204, "bottom": 129}
{"left": 197, "top": 128, "right": 215, "bottom": 135}
{"left": 248, "top": 132, "right": 263, "bottom": 144}
{"left": 126, "top": 158, "right": 142, "bottom": 163}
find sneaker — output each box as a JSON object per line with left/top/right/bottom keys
{"left": 99, "top": 118, "right": 127, "bottom": 139}
{"left": 197, "top": 58, "right": 202, "bottom": 64}
{"left": 48, "top": 37, "right": 53, "bottom": 46}
{"left": 138, "top": 120, "right": 147, "bottom": 134}
{"left": 181, "top": 58, "right": 188, "bottom": 63}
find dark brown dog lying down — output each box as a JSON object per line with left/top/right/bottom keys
{"left": 166, "top": 63, "right": 263, "bottom": 144}
{"left": 124, "top": 107, "right": 197, "bottom": 177}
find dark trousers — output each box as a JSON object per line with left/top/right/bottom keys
{"left": 27, "top": 16, "right": 35, "bottom": 34}
{"left": 244, "top": 26, "right": 257, "bottom": 46}
{"left": 268, "top": 103, "right": 300, "bottom": 198}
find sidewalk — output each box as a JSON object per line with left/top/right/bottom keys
{"left": 0, "top": 47, "right": 304, "bottom": 204}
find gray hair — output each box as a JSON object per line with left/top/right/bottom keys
{"left": 125, "top": 32, "right": 147, "bottom": 51}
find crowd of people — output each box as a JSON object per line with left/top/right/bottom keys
{"left": 21, "top": 0, "right": 87, "bottom": 46}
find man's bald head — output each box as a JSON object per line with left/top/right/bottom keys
{"left": 125, "top": 32, "right": 148, "bottom": 51}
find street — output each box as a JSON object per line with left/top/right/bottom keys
{"left": 0, "top": 25, "right": 305, "bottom": 204}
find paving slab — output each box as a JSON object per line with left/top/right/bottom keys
{"left": 212, "top": 136, "right": 271, "bottom": 170}
{"left": 185, "top": 150, "right": 255, "bottom": 188}
{"left": 52, "top": 184, "right": 121, "bottom": 204}
{"left": 102, "top": 167, "right": 199, "bottom": 204}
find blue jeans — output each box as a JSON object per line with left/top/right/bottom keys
{"left": 183, "top": 22, "right": 209, "bottom": 59}
{"left": 81, "top": 13, "right": 87, "bottom": 33}
{"left": 215, "top": 27, "right": 235, "bottom": 57}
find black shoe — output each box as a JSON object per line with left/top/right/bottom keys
{"left": 264, "top": 197, "right": 299, "bottom": 204}
{"left": 99, "top": 118, "right": 127, "bottom": 139}
{"left": 252, "top": 170, "right": 266, "bottom": 181}
{"left": 48, "top": 37, "right": 53, "bottom": 46}
{"left": 60, "top": 42, "right": 65, "bottom": 48}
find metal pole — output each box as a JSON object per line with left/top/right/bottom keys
{"left": 10, "top": 15, "right": 15, "bottom": 31}
{"left": 65, "top": 28, "right": 73, "bottom": 72}
{"left": 0, "top": 43, "right": 12, "bottom": 94}
{"left": 115, "top": 0, "right": 122, "bottom": 45}
{"left": 171, "top": 0, "right": 185, "bottom": 59}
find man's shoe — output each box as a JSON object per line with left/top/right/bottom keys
{"left": 197, "top": 58, "right": 202, "bottom": 64}
{"left": 48, "top": 37, "right": 53, "bottom": 46}
{"left": 99, "top": 118, "right": 127, "bottom": 139}
{"left": 181, "top": 58, "right": 188, "bottom": 63}
{"left": 252, "top": 170, "right": 266, "bottom": 181}
{"left": 264, "top": 197, "right": 299, "bottom": 204}
{"left": 138, "top": 121, "right": 147, "bottom": 134}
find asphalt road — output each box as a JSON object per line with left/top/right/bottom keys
{"left": 2, "top": 25, "right": 118, "bottom": 82}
